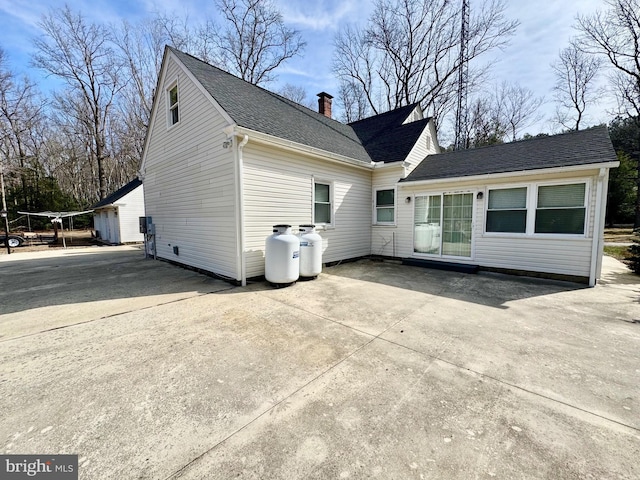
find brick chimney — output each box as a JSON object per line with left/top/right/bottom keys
{"left": 317, "top": 92, "right": 333, "bottom": 118}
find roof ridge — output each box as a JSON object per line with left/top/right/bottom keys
{"left": 348, "top": 102, "right": 419, "bottom": 126}
{"left": 442, "top": 125, "right": 608, "bottom": 156}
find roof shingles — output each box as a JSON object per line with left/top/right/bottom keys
{"left": 170, "top": 47, "right": 433, "bottom": 166}
{"left": 170, "top": 48, "right": 371, "bottom": 163}
{"left": 92, "top": 178, "right": 142, "bottom": 209}
{"left": 402, "top": 126, "right": 617, "bottom": 183}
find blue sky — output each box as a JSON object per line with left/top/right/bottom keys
{"left": 0, "top": 0, "right": 615, "bottom": 138}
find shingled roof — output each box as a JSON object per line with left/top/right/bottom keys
{"left": 349, "top": 104, "right": 432, "bottom": 163}
{"left": 92, "top": 178, "right": 142, "bottom": 209}
{"left": 402, "top": 126, "right": 617, "bottom": 183}
{"left": 170, "top": 47, "right": 371, "bottom": 163}
{"left": 169, "top": 47, "right": 437, "bottom": 166}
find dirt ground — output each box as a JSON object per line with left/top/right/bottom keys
{"left": 604, "top": 227, "right": 636, "bottom": 243}
{"left": 0, "top": 229, "right": 98, "bottom": 254}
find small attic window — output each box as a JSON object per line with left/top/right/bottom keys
{"left": 168, "top": 84, "right": 179, "bottom": 126}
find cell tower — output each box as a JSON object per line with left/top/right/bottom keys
{"left": 454, "top": 0, "right": 470, "bottom": 150}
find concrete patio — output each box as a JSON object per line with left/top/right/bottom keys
{"left": 1, "top": 246, "right": 639, "bottom": 479}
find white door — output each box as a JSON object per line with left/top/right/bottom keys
{"left": 110, "top": 208, "right": 120, "bottom": 244}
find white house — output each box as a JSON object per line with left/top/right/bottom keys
{"left": 93, "top": 178, "right": 145, "bottom": 244}
{"left": 140, "top": 46, "right": 618, "bottom": 286}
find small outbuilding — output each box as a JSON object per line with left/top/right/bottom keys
{"left": 92, "top": 178, "right": 145, "bottom": 245}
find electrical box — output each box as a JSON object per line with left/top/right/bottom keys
{"left": 139, "top": 216, "right": 153, "bottom": 234}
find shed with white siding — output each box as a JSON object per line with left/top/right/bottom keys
{"left": 92, "top": 179, "right": 145, "bottom": 245}
{"left": 140, "top": 46, "right": 618, "bottom": 286}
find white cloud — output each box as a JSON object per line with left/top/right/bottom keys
{"left": 0, "top": 0, "right": 46, "bottom": 30}
{"left": 278, "top": 0, "right": 370, "bottom": 31}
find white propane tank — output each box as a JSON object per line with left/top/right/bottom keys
{"left": 298, "top": 224, "right": 323, "bottom": 278}
{"left": 265, "top": 225, "right": 300, "bottom": 285}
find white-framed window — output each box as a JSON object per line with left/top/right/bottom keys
{"left": 167, "top": 82, "right": 179, "bottom": 126}
{"left": 484, "top": 181, "right": 588, "bottom": 236}
{"left": 486, "top": 187, "right": 527, "bottom": 233}
{"left": 314, "top": 181, "right": 333, "bottom": 225}
{"left": 374, "top": 188, "right": 395, "bottom": 224}
{"left": 535, "top": 183, "right": 586, "bottom": 234}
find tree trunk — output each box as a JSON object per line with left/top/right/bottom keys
{"left": 635, "top": 129, "right": 640, "bottom": 230}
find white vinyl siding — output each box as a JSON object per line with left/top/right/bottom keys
{"left": 242, "top": 142, "right": 371, "bottom": 278}
{"left": 397, "top": 170, "right": 602, "bottom": 279}
{"left": 371, "top": 165, "right": 404, "bottom": 257}
{"left": 403, "top": 121, "right": 439, "bottom": 173}
{"left": 143, "top": 56, "right": 237, "bottom": 279}
{"left": 115, "top": 184, "right": 145, "bottom": 243}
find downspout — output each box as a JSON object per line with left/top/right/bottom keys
{"left": 234, "top": 134, "right": 249, "bottom": 286}
{"left": 589, "top": 168, "right": 607, "bottom": 287}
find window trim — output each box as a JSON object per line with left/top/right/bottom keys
{"left": 313, "top": 180, "right": 334, "bottom": 227}
{"left": 483, "top": 179, "right": 590, "bottom": 238}
{"left": 373, "top": 186, "right": 396, "bottom": 226}
{"left": 167, "top": 80, "right": 179, "bottom": 128}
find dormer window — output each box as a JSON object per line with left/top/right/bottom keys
{"left": 168, "top": 84, "right": 179, "bottom": 126}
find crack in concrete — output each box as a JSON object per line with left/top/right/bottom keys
{"left": 0, "top": 286, "right": 237, "bottom": 343}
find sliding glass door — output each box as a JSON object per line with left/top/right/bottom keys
{"left": 414, "top": 192, "right": 473, "bottom": 258}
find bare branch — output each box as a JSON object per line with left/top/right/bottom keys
{"left": 332, "top": 0, "right": 518, "bottom": 129}
{"left": 552, "top": 41, "right": 602, "bottom": 130}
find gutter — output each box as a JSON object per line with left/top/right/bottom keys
{"left": 232, "top": 126, "right": 375, "bottom": 170}
{"left": 589, "top": 168, "right": 607, "bottom": 287}
{"left": 230, "top": 129, "right": 249, "bottom": 286}
{"left": 400, "top": 161, "right": 620, "bottom": 187}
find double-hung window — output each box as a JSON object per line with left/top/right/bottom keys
{"left": 314, "top": 182, "right": 332, "bottom": 225}
{"left": 375, "top": 189, "right": 395, "bottom": 224}
{"left": 168, "top": 84, "right": 179, "bottom": 126}
{"left": 535, "top": 183, "right": 586, "bottom": 234}
{"left": 486, "top": 187, "right": 527, "bottom": 233}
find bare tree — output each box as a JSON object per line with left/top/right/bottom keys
{"left": 332, "top": 0, "right": 518, "bottom": 125}
{"left": 337, "top": 80, "right": 372, "bottom": 123}
{"left": 466, "top": 97, "right": 504, "bottom": 148}
{"left": 154, "top": 13, "right": 220, "bottom": 66}
{"left": 493, "top": 81, "right": 544, "bottom": 141}
{"left": 0, "top": 48, "right": 48, "bottom": 212}
{"left": 32, "top": 5, "right": 125, "bottom": 200}
{"left": 462, "top": 82, "right": 543, "bottom": 147}
{"left": 113, "top": 19, "right": 166, "bottom": 159}
{"left": 576, "top": 0, "right": 640, "bottom": 227}
{"left": 277, "top": 83, "right": 311, "bottom": 107}
{"left": 552, "top": 42, "right": 602, "bottom": 131}
{"left": 211, "top": 0, "right": 306, "bottom": 85}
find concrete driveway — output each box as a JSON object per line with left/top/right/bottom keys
{"left": 1, "top": 246, "right": 639, "bottom": 479}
